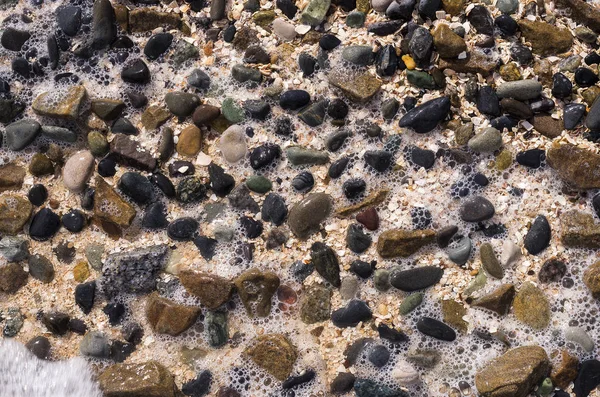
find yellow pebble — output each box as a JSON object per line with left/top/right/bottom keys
{"left": 73, "top": 261, "right": 90, "bottom": 282}
{"left": 402, "top": 55, "right": 416, "bottom": 70}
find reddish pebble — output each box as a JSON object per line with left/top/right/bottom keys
{"left": 356, "top": 207, "right": 379, "bottom": 230}
{"left": 277, "top": 284, "right": 298, "bottom": 305}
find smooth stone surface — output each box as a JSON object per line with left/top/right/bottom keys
{"left": 416, "top": 317, "right": 456, "bottom": 341}
{"left": 146, "top": 293, "right": 200, "bottom": 336}
{"left": 460, "top": 196, "right": 495, "bottom": 222}
{"left": 399, "top": 97, "right": 451, "bottom": 133}
{"left": 218, "top": 125, "right": 247, "bottom": 163}
{"left": 99, "top": 361, "right": 178, "bottom": 397}
{"left": 496, "top": 80, "right": 543, "bottom": 100}
{"left": 447, "top": 236, "right": 471, "bottom": 265}
{"left": 331, "top": 299, "right": 372, "bottom": 327}
{"left": 5, "top": 119, "right": 41, "bottom": 151}
{"left": 565, "top": 326, "right": 594, "bottom": 352}
{"left": 288, "top": 193, "right": 332, "bottom": 239}
{"left": 468, "top": 127, "right": 502, "bottom": 153}
{"left": 480, "top": 243, "right": 504, "bottom": 279}
{"left": 286, "top": 146, "right": 329, "bottom": 166}
{"left": 471, "top": 284, "right": 515, "bottom": 315}
{"left": 524, "top": 215, "right": 551, "bottom": 255}
{"left": 389, "top": 266, "right": 443, "bottom": 291}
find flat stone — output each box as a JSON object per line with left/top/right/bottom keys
{"left": 91, "top": 99, "right": 125, "bottom": 120}
{"left": 129, "top": 9, "right": 181, "bottom": 32}
{"left": 561, "top": 210, "right": 600, "bottom": 248}
{"left": 176, "top": 125, "right": 202, "bottom": 157}
{"left": 286, "top": 146, "right": 329, "bottom": 166}
{"left": 99, "top": 361, "right": 178, "bottom": 397}
{"left": 533, "top": 114, "right": 562, "bottom": 138}
{"left": 243, "top": 334, "right": 298, "bottom": 381}
{"left": 438, "top": 50, "right": 497, "bottom": 76}
{"left": 460, "top": 196, "right": 495, "bottom": 222}
{"left": 551, "top": 350, "right": 579, "bottom": 390}
{"left": 179, "top": 271, "right": 233, "bottom": 309}
{"left": 480, "top": 243, "right": 503, "bottom": 279}
{"left": 0, "top": 164, "right": 25, "bottom": 192}
{"left": 496, "top": 80, "right": 543, "bottom": 101}
{"left": 336, "top": 189, "right": 389, "bottom": 217}
{"left": 94, "top": 176, "right": 136, "bottom": 228}
{"left": 475, "top": 346, "right": 550, "bottom": 397}
{"left": 547, "top": 142, "right": 600, "bottom": 189}
{"left": 141, "top": 105, "right": 171, "bottom": 130}
{"left": 471, "top": 284, "right": 515, "bottom": 315}
{"left": 0, "top": 263, "right": 28, "bottom": 293}
{"left": 518, "top": 20, "right": 574, "bottom": 55}
{"left": 468, "top": 127, "right": 502, "bottom": 153}
{"left": 311, "top": 242, "right": 341, "bottom": 287}
{"left": 441, "top": 299, "right": 468, "bottom": 332}
{"left": 234, "top": 268, "right": 280, "bottom": 317}
{"left": 301, "top": 0, "right": 331, "bottom": 25}
{"left": 101, "top": 245, "right": 168, "bottom": 298}
{"left": 329, "top": 71, "right": 382, "bottom": 102}
{"left": 146, "top": 293, "right": 200, "bottom": 336}
{"left": 32, "top": 86, "right": 86, "bottom": 119}
{"left": 513, "top": 282, "right": 550, "bottom": 330}
{"left": 432, "top": 24, "right": 466, "bottom": 58}
{"left": 390, "top": 266, "right": 443, "bottom": 291}
{"left": 110, "top": 134, "right": 157, "bottom": 171}
{"left": 0, "top": 194, "right": 31, "bottom": 235}
{"left": 377, "top": 229, "right": 436, "bottom": 258}
{"left": 5, "top": 119, "right": 41, "bottom": 151}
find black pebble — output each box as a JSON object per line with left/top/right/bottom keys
{"left": 538, "top": 258, "right": 567, "bottom": 283}
{"left": 346, "top": 223, "right": 371, "bottom": 253}
{"left": 523, "top": 215, "right": 551, "bottom": 255}
{"left": 283, "top": 370, "right": 316, "bottom": 389}
{"left": 574, "top": 360, "right": 600, "bottom": 397}
{"left": 585, "top": 52, "right": 600, "bottom": 66}
{"left": 112, "top": 117, "right": 138, "bottom": 135}
{"left": 364, "top": 150, "right": 392, "bottom": 172}
{"left": 575, "top": 67, "right": 599, "bottom": 87}
{"left": 328, "top": 156, "right": 350, "bottom": 179}
{"left": 194, "top": 236, "right": 218, "bottom": 260}
{"left": 407, "top": 145, "right": 435, "bottom": 169}
{"left": 330, "top": 373, "right": 356, "bottom": 394}
{"left": 377, "top": 323, "right": 409, "bottom": 343}
{"left": 280, "top": 90, "right": 311, "bottom": 110}
{"left": 495, "top": 14, "right": 517, "bottom": 36}
{"left": 42, "top": 312, "right": 70, "bottom": 335}
{"left": 121, "top": 59, "right": 151, "bottom": 84}
{"left": 167, "top": 217, "right": 199, "bottom": 241}
{"left": 552, "top": 73, "right": 573, "bottom": 98}
{"left": 240, "top": 216, "right": 263, "bottom": 238}
{"left": 368, "top": 345, "right": 390, "bottom": 368}
{"left": 274, "top": 116, "right": 294, "bottom": 137}
{"left": 142, "top": 202, "right": 169, "bottom": 229}
{"left": 416, "top": 317, "right": 456, "bottom": 341}
{"left": 56, "top": 5, "right": 82, "bottom": 36}
{"left": 103, "top": 302, "right": 126, "bottom": 325}
{"left": 29, "top": 208, "right": 61, "bottom": 241}
{"left": 119, "top": 172, "right": 155, "bottom": 204}
{"left": 208, "top": 163, "right": 235, "bottom": 196}
{"left": 26, "top": 336, "right": 51, "bottom": 360}
{"left": 292, "top": 171, "right": 314, "bottom": 193}
{"left": 98, "top": 156, "right": 117, "bottom": 177}
{"left": 276, "top": 0, "right": 298, "bottom": 18}
{"left": 510, "top": 44, "right": 533, "bottom": 64}
{"left": 327, "top": 98, "right": 349, "bottom": 119}
{"left": 250, "top": 144, "right": 281, "bottom": 169}
{"left": 188, "top": 68, "right": 211, "bottom": 90}
{"left": 262, "top": 193, "right": 287, "bottom": 225}
{"left": 126, "top": 91, "right": 148, "bottom": 108}
{"left": 110, "top": 340, "right": 135, "bottom": 363}
{"left": 62, "top": 209, "right": 86, "bottom": 233}
{"left": 75, "top": 281, "right": 96, "bottom": 314}
{"left": 298, "top": 53, "right": 317, "bottom": 77}
{"left": 149, "top": 173, "right": 176, "bottom": 197}
{"left": 477, "top": 86, "right": 500, "bottom": 116}
{"left": 319, "top": 34, "right": 341, "bottom": 50}
{"left": 28, "top": 184, "right": 48, "bottom": 206}
{"left": 343, "top": 178, "right": 366, "bottom": 199}
{"left": 331, "top": 299, "right": 372, "bottom": 328}
{"left": 12, "top": 57, "right": 31, "bottom": 77}
{"left": 516, "top": 148, "right": 545, "bottom": 168}
{"left": 350, "top": 259, "right": 373, "bottom": 278}
{"left": 182, "top": 370, "right": 212, "bottom": 397}
{"left": 122, "top": 322, "right": 144, "bottom": 345}
{"left": 223, "top": 24, "right": 236, "bottom": 42}
{"left": 1, "top": 27, "right": 31, "bottom": 51}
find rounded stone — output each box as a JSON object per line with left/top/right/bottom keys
{"left": 63, "top": 151, "right": 95, "bottom": 193}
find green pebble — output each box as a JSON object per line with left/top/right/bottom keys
{"left": 406, "top": 70, "right": 436, "bottom": 89}
{"left": 399, "top": 292, "right": 424, "bottom": 315}
{"left": 373, "top": 269, "right": 390, "bottom": 292}
{"left": 246, "top": 175, "right": 272, "bottom": 194}
{"left": 537, "top": 378, "right": 553, "bottom": 397}
{"left": 221, "top": 98, "right": 245, "bottom": 124}
{"left": 87, "top": 131, "right": 109, "bottom": 157}
{"left": 346, "top": 11, "right": 366, "bottom": 28}
{"left": 206, "top": 310, "right": 228, "bottom": 348}
{"left": 463, "top": 272, "right": 487, "bottom": 297}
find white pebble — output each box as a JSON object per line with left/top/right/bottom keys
{"left": 273, "top": 18, "right": 297, "bottom": 41}
{"left": 392, "top": 359, "right": 420, "bottom": 385}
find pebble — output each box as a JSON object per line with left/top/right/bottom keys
{"left": 343, "top": 179, "right": 366, "bottom": 199}
{"left": 342, "top": 46, "right": 374, "bottom": 66}
{"left": 516, "top": 148, "right": 545, "bottom": 168}
{"left": 188, "top": 69, "right": 211, "bottom": 90}
{"left": 26, "top": 336, "right": 51, "bottom": 360}
{"left": 292, "top": 171, "right": 314, "bottom": 193}
{"left": 364, "top": 150, "right": 392, "bottom": 172}
{"left": 346, "top": 11, "right": 366, "bottom": 27}
{"left": 121, "top": 59, "right": 151, "bottom": 84}
{"left": 261, "top": 193, "right": 287, "bottom": 226}
{"left": 273, "top": 18, "right": 296, "bottom": 41}
{"left": 368, "top": 344, "right": 390, "bottom": 368}
{"left": 29, "top": 208, "right": 60, "bottom": 241}
{"left": 287, "top": 146, "right": 329, "bottom": 165}
{"left": 288, "top": 193, "right": 332, "bottom": 239}
{"left": 301, "top": 0, "right": 331, "bottom": 25}
{"left": 575, "top": 67, "right": 599, "bottom": 87}
{"left": 280, "top": 90, "right": 311, "bottom": 110}
{"left": 311, "top": 242, "right": 341, "bottom": 287}
{"left": 524, "top": 215, "right": 551, "bottom": 255}
{"left": 392, "top": 360, "right": 420, "bottom": 385}
{"left": 564, "top": 103, "right": 587, "bottom": 130}
{"left": 346, "top": 224, "right": 372, "bottom": 253}
{"left": 219, "top": 125, "right": 247, "bottom": 163}
{"left": 340, "top": 277, "right": 359, "bottom": 300}
{"left": 565, "top": 326, "right": 594, "bottom": 352}
{"left": 142, "top": 202, "right": 169, "bottom": 229}
{"left": 574, "top": 360, "right": 600, "bottom": 397}
{"left": 416, "top": 317, "right": 457, "bottom": 341}
{"left": 167, "top": 217, "right": 198, "bottom": 241}
{"left": 80, "top": 331, "right": 111, "bottom": 358}
{"left": 0, "top": 237, "right": 29, "bottom": 262}
{"left": 6, "top": 119, "right": 41, "bottom": 151}
{"left": 208, "top": 163, "right": 235, "bottom": 197}
{"left": 118, "top": 172, "right": 155, "bottom": 205}
{"left": 447, "top": 236, "right": 472, "bottom": 265}
{"left": 245, "top": 175, "right": 272, "bottom": 194}
{"left": 75, "top": 281, "right": 96, "bottom": 314}
{"left": 144, "top": 33, "right": 173, "bottom": 60}
{"left": 467, "top": 127, "right": 503, "bottom": 153}
{"left": 250, "top": 144, "right": 281, "bottom": 169}
{"left": 500, "top": 239, "right": 521, "bottom": 267}
{"left": 477, "top": 86, "right": 500, "bottom": 116}
{"left": 496, "top": 0, "right": 518, "bottom": 13}
{"left": 331, "top": 299, "right": 372, "bottom": 327}
{"left": 460, "top": 196, "right": 495, "bottom": 222}
{"left": 57, "top": 6, "right": 82, "bottom": 36}
{"left": 480, "top": 243, "right": 504, "bottom": 279}
{"left": 497, "top": 80, "right": 543, "bottom": 101}
{"left": 552, "top": 73, "right": 573, "bottom": 98}
{"left": 468, "top": 5, "right": 494, "bottom": 35}
{"left": 398, "top": 97, "right": 451, "bottom": 133}
{"left": 62, "top": 209, "right": 86, "bottom": 233}
{"left": 390, "top": 266, "right": 443, "bottom": 291}
{"left": 399, "top": 292, "right": 424, "bottom": 315}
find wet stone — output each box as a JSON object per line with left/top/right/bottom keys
{"left": 234, "top": 268, "right": 280, "bottom": 317}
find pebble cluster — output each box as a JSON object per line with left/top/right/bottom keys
{"left": 2, "top": 0, "right": 600, "bottom": 395}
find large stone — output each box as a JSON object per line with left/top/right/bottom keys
{"left": 129, "top": 9, "right": 181, "bottom": 32}
{"left": 288, "top": 193, "right": 332, "bottom": 239}
{"left": 329, "top": 72, "right": 382, "bottom": 102}
{"left": 440, "top": 299, "right": 468, "bottom": 332}
{"left": 474, "top": 346, "right": 550, "bottom": 397}
{"left": 101, "top": 245, "right": 168, "bottom": 298}
{"left": 0, "top": 263, "right": 28, "bottom": 293}
{"left": 551, "top": 350, "right": 579, "bottom": 390}
{"left": 179, "top": 271, "right": 233, "bottom": 309}
{"left": 234, "top": 268, "right": 280, "bottom": 317}
{"left": 146, "top": 293, "right": 200, "bottom": 336}
{"left": 518, "top": 20, "right": 573, "bottom": 55}
{"left": 546, "top": 142, "right": 600, "bottom": 189}
{"left": 301, "top": 0, "right": 331, "bottom": 25}
{"left": 141, "top": 105, "right": 171, "bottom": 130}
{"left": 94, "top": 176, "right": 136, "bottom": 228}
{"left": 513, "top": 282, "right": 550, "bottom": 330}
{"left": 32, "top": 86, "right": 86, "bottom": 119}
{"left": 99, "top": 361, "right": 178, "bottom": 397}
{"left": 561, "top": 210, "right": 600, "bottom": 248}
{"left": 0, "top": 194, "right": 31, "bottom": 235}
{"left": 110, "top": 135, "right": 157, "bottom": 171}
{"left": 554, "top": 0, "right": 600, "bottom": 34}
{"left": 432, "top": 24, "right": 466, "bottom": 58}
{"left": 243, "top": 334, "right": 298, "bottom": 381}
{"left": 438, "top": 50, "right": 497, "bottom": 76}
{"left": 0, "top": 164, "right": 25, "bottom": 192}
{"left": 377, "top": 229, "right": 436, "bottom": 258}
